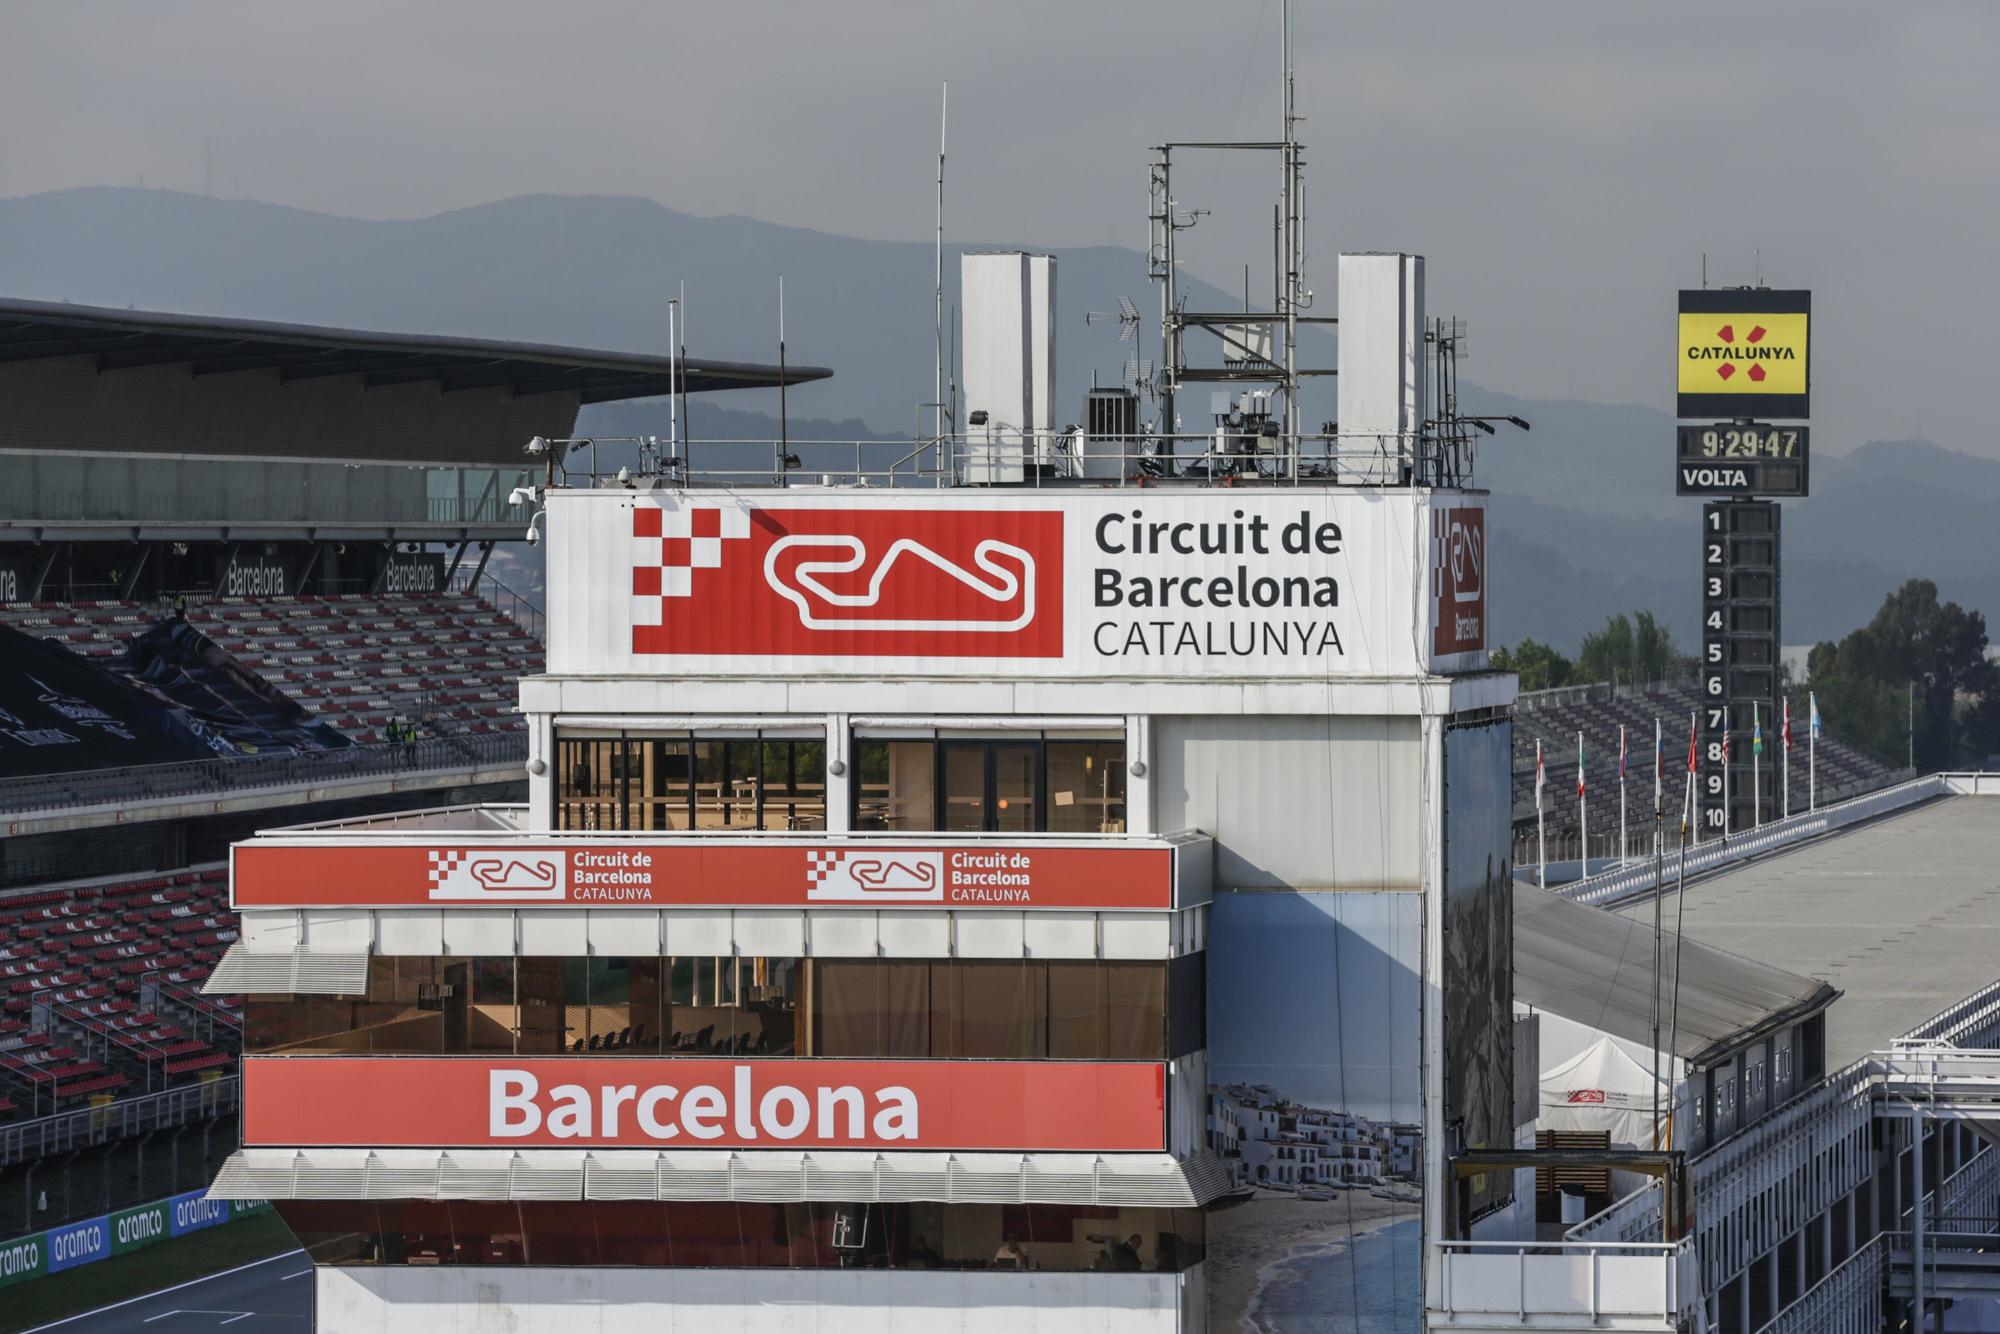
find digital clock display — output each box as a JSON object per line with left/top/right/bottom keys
{"left": 1674, "top": 423, "right": 1810, "bottom": 498}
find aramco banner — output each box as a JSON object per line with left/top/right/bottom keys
{"left": 0, "top": 1190, "right": 265, "bottom": 1291}
{"left": 545, "top": 490, "right": 1486, "bottom": 679}
{"left": 243, "top": 1058, "right": 1166, "bottom": 1152}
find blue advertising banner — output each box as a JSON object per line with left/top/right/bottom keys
{"left": 44, "top": 1215, "right": 110, "bottom": 1273}
{"left": 167, "top": 1189, "right": 234, "bottom": 1238}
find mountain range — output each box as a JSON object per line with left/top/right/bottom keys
{"left": 1, "top": 186, "right": 1991, "bottom": 653}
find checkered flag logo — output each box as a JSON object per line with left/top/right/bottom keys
{"left": 428, "top": 849, "right": 469, "bottom": 890}
{"left": 805, "top": 850, "right": 847, "bottom": 889}
{"left": 631, "top": 502, "right": 751, "bottom": 630}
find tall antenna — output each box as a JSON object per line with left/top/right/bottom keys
{"left": 777, "top": 275, "right": 789, "bottom": 479}
{"left": 935, "top": 82, "right": 949, "bottom": 446}
{"left": 1281, "top": 0, "right": 1301, "bottom": 464}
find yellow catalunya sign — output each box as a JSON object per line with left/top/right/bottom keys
{"left": 1677, "top": 312, "right": 1809, "bottom": 396}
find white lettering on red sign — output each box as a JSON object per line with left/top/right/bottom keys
{"left": 487, "top": 1067, "right": 920, "bottom": 1142}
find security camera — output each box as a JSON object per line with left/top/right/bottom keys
{"left": 524, "top": 509, "right": 545, "bottom": 545}
{"left": 507, "top": 486, "right": 539, "bottom": 507}
{"left": 524, "top": 436, "right": 549, "bottom": 457}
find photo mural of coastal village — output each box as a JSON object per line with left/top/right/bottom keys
{"left": 1205, "top": 891, "right": 1423, "bottom": 1331}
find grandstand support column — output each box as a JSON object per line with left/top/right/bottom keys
{"left": 212, "top": 542, "right": 241, "bottom": 598}
{"left": 443, "top": 539, "right": 470, "bottom": 585}
{"left": 368, "top": 542, "right": 396, "bottom": 595}
{"left": 466, "top": 540, "right": 495, "bottom": 592}
{"left": 117, "top": 541, "right": 151, "bottom": 600}
{"left": 29, "top": 542, "right": 58, "bottom": 602}
{"left": 297, "top": 540, "right": 325, "bottom": 595}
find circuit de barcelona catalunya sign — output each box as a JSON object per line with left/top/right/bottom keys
{"left": 242, "top": 1058, "right": 1167, "bottom": 1152}
{"left": 545, "top": 490, "right": 1486, "bottom": 678}
{"left": 229, "top": 838, "right": 1183, "bottom": 909}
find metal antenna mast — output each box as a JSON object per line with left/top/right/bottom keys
{"left": 935, "top": 83, "right": 949, "bottom": 447}
{"left": 1281, "top": 0, "right": 1300, "bottom": 462}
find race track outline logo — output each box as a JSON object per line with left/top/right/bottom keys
{"left": 805, "top": 849, "right": 946, "bottom": 902}
{"left": 1431, "top": 507, "right": 1486, "bottom": 657}
{"left": 429, "top": 849, "right": 568, "bottom": 901}
{"left": 764, "top": 535, "right": 1035, "bottom": 632}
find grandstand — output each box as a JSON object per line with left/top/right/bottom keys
{"left": 1511, "top": 680, "right": 1902, "bottom": 866}
{"left": 0, "top": 298, "right": 820, "bottom": 1249}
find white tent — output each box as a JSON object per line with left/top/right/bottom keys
{"left": 1539, "top": 1036, "right": 1668, "bottom": 1150}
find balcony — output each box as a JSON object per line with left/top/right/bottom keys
{"left": 1431, "top": 1238, "right": 1701, "bottom": 1332}
{"left": 0, "top": 450, "right": 536, "bottom": 536}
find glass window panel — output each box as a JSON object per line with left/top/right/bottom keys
{"left": 594, "top": 1201, "right": 671, "bottom": 1267}
{"left": 695, "top": 739, "right": 757, "bottom": 829}
{"left": 814, "top": 960, "right": 882, "bottom": 1057}
{"left": 272, "top": 1201, "right": 378, "bottom": 1264}
{"left": 579, "top": 957, "right": 653, "bottom": 1052}
{"left": 761, "top": 739, "right": 827, "bottom": 831}
{"left": 991, "top": 742, "right": 1039, "bottom": 832}
{"left": 667, "top": 956, "right": 737, "bottom": 1054}
{"left": 465, "top": 957, "right": 518, "bottom": 1055}
{"left": 446, "top": 1201, "right": 527, "bottom": 1266}
{"left": 1047, "top": 962, "right": 1105, "bottom": 1059}
{"left": 375, "top": 1199, "right": 454, "bottom": 1266}
{"left": 854, "top": 739, "right": 936, "bottom": 831}
{"left": 1105, "top": 963, "right": 1167, "bottom": 1060}
{"left": 633, "top": 736, "right": 692, "bottom": 830}
{"left": 555, "top": 737, "right": 623, "bottom": 831}
{"left": 958, "top": 961, "right": 1045, "bottom": 1058}
{"left": 1045, "top": 740, "right": 1127, "bottom": 833}
{"left": 882, "top": 962, "right": 930, "bottom": 1058}
{"left": 517, "top": 1200, "right": 600, "bottom": 1266}
{"left": 742, "top": 957, "right": 798, "bottom": 1056}
{"left": 513, "top": 958, "right": 567, "bottom": 1055}
{"left": 942, "top": 743, "right": 986, "bottom": 831}
{"left": 1166, "top": 953, "right": 1205, "bottom": 1058}
{"left": 668, "top": 1202, "right": 746, "bottom": 1268}
{"left": 927, "top": 962, "right": 960, "bottom": 1058}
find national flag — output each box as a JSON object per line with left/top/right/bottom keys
{"left": 1753, "top": 708, "right": 1764, "bottom": 756}
{"left": 1686, "top": 715, "right": 1697, "bottom": 773}
{"left": 1810, "top": 693, "right": 1822, "bottom": 740}
{"left": 1535, "top": 739, "right": 1545, "bottom": 809}
{"left": 1722, "top": 728, "right": 1731, "bottom": 762}
{"left": 1576, "top": 732, "right": 1586, "bottom": 798}
{"left": 1783, "top": 697, "right": 1793, "bottom": 753}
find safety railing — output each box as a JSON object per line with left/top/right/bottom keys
{"left": 540, "top": 429, "right": 1467, "bottom": 491}
{"left": 0, "top": 730, "right": 528, "bottom": 821}
{"left": 1431, "top": 1236, "right": 1698, "bottom": 1326}
{"left": 1554, "top": 771, "right": 1955, "bottom": 909}
{"left": 452, "top": 567, "right": 545, "bottom": 644}
{"left": 0, "top": 1075, "right": 238, "bottom": 1169}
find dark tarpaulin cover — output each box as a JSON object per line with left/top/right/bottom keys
{"left": 119, "top": 617, "right": 352, "bottom": 755}
{"left": 0, "top": 623, "right": 234, "bottom": 776}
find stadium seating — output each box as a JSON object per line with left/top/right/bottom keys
{"left": 0, "top": 866, "right": 238, "bottom": 1120}
{"left": 0, "top": 593, "right": 540, "bottom": 744}
{"left": 1512, "top": 681, "right": 1899, "bottom": 849}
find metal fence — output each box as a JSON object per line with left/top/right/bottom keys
{"left": 1552, "top": 770, "right": 1954, "bottom": 910}
{"left": 0, "top": 730, "right": 528, "bottom": 821}
{"left": 0, "top": 1076, "right": 238, "bottom": 1170}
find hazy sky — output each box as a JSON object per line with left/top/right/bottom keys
{"left": 4, "top": 1, "right": 1997, "bottom": 453}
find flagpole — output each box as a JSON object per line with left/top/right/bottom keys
{"left": 1536, "top": 739, "right": 1547, "bottom": 890}
{"left": 1753, "top": 700, "right": 1763, "bottom": 828}
{"left": 1620, "top": 723, "right": 1628, "bottom": 866}
{"left": 1577, "top": 729, "right": 1588, "bottom": 880}
{"left": 1722, "top": 725, "right": 1731, "bottom": 842}
{"left": 1810, "top": 692, "right": 1819, "bottom": 812}
{"left": 1782, "top": 696, "right": 1792, "bottom": 821}
{"left": 1649, "top": 719, "right": 1666, "bottom": 1146}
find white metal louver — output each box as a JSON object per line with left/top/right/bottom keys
{"left": 208, "top": 1150, "right": 1229, "bottom": 1207}
{"left": 203, "top": 943, "right": 370, "bottom": 995}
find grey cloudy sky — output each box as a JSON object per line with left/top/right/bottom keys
{"left": 4, "top": 0, "right": 1997, "bottom": 454}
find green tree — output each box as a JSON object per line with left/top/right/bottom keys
{"left": 1574, "top": 611, "right": 1688, "bottom": 686}
{"left": 1492, "top": 638, "right": 1573, "bottom": 692}
{"left": 1806, "top": 579, "right": 1996, "bottom": 770}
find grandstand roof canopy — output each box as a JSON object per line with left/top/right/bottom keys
{"left": 0, "top": 297, "right": 828, "bottom": 403}
{"left": 1616, "top": 796, "right": 2000, "bottom": 1067}
{"left": 1516, "top": 881, "right": 1837, "bottom": 1069}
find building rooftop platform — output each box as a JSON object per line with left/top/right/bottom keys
{"left": 1618, "top": 796, "right": 2000, "bottom": 1068}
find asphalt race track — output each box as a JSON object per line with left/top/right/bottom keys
{"left": 21, "top": 1249, "right": 312, "bottom": 1333}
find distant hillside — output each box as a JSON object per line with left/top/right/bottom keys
{"left": 3, "top": 187, "right": 1993, "bottom": 652}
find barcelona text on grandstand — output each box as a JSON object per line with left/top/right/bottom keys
{"left": 489, "top": 1067, "right": 919, "bottom": 1142}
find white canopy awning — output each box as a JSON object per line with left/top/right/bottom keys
{"left": 210, "top": 1148, "right": 1232, "bottom": 1208}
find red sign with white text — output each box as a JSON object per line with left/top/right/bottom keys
{"left": 231, "top": 840, "right": 1173, "bottom": 910}
{"left": 632, "top": 503, "right": 1065, "bottom": 659}
{"left": 1431, "top": 505, "right": 1486, "bottom": 657}
{"left": 243, "top": 1058, "right": 1166, "bottom": 1151}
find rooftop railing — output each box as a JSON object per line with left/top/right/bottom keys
{"left": 0, "top": 730, "right": 528, "bottom": 823}
{"left": 537, "top": 427, "right": 1480, "bottom": 491}
{"left": 0, "top": 1075, "right": 238, "bottom": 1170}
{"left": 1431, "top": 1237, "right": 1699, "bottom": 1328}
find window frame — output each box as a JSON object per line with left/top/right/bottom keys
{"left": 851, "top": 730, "right": 1126, "bottom": 834}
